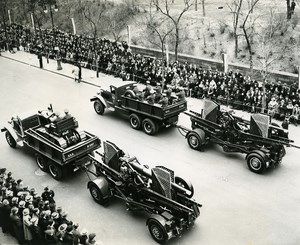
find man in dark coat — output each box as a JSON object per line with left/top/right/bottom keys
{"left": 1, "top": 199, "right": 11, "bottom": 233}
{"left": 10, "top": 207, "right": 24, "bottom": 244}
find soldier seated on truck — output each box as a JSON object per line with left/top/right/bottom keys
{"left": 132, "top": 84, "right": 143, "bottom": 101}
{"left": 154, "top": 83, "right": 163, "bottom": 103}
{"left": 158, "top": 93, "right": 169, "bottom": 107}
{"left": 176, "top": 87, "right": 186, "bottom": 102}
{"left": 145, "top": 90, "right": 155, "bottom": 104}
{"left": 143, "top": 80, "right": 152, "bottom": 98}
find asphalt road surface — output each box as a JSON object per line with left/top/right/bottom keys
{"left": 0, "top": 57, "right": 300, "bottom": 245}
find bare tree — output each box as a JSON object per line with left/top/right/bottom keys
{"left": 151, "top": 0, "right": 193, "bottom": 61}
{"left": 81, "top": 1, "right": 108, "bottom": 46}
{"left": 227, "top": 0, "right": 243, "bottom": 58}
{"left": 145, "top": 3, "right": 173, "bottom": 58}
{"left": 255, "top": 7, "right": 295, "bottom": 111}
{"left": 241, "top": 0, "right": 259, "bottom": 74}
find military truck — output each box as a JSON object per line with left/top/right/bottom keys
{"left": 90, "top": 82, "right": 187, "bottom": 135}
{"left": 1, "top": 105, "right": 101, "bottom": 180}
{"left": 86, "top": 141, "right": 202, "bottom": 244}
{"left": 177, "top": 100, "right": 299, "bottom": 173}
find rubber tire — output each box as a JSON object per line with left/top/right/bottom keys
{"left": 94, "top": 100, "right": 105, "bottom": 115}
{"left": 247, "top": 152, "right": 267, "bottom": 174}
{"left": 175, "top": 176, "right": 194, "bottom": 198}
{"left": 187, "top": 129, "right": 205, "bottom": 150}
{"left": 142, "top": 118, "right": 158, "bottom": 135}
{"left": 49, "top": 162, "right": 64, "bottom": 180}
{"left": 147, "top": 218, "right": 168, "bottom": 244}
{"left": 89, "top": 183, "right": 108, "bottom": 205}
{"left": 124, "top": 90, "right": 135, "bottom": 98}
{"left": 5, "top": 131, "right": 16, "bottom": 148}
{"left": 35, "top": 154, "right": 48, "bottom": 172}
{"left": 129, "top": 113, "right": 142, "bottom": 129}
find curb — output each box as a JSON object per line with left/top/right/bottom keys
{"left": 1, "top": 54, "right": 101, "bottom": 88}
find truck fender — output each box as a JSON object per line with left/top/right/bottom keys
{"left": 1, "top": 124, "right": 23, "bottom": 147}
{"left": 90, "top": 95, "right": 107, "bottom": 109}
{"left": 87, "top": 177, "right": 109, "bottom": 199}
{"left": 245, "top": 149, "right": 269, "bottom": 161}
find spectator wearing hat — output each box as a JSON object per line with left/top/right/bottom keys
{"left": 10, "top": 206, "right": 24, "bottom": 244}
{"left": 23, "top": 208, "right": 33, "bottom": 244}
{"left": 72, "top": 223, "right": 81, "bottom": 245}
{"left": 31, "top": 208, "right": 41, "bottom": 245}
{"left": 1, "top": 199, "right": 11, "bottom": 233}
{"left": 86, "top": 233, "right": 96, "bottom": 245}
{"left": 44, "top": 220, "right": 57, "bottom": 244}
{"left": 290, "top": 104, "right": 299, "bottom": 126}
{"left": 38, "top": 211, "right": 49, "bottom": 234}
{"left": 63, "top": 225, "right": 74, "bottom": 244}
{"left": 79, "top": 228, "right": 89, "bottom": 245}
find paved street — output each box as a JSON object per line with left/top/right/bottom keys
{"left": 0, "top": 53, "right": 300, "bottom": 245}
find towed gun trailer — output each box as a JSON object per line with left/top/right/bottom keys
{"left": 85, "top": 141, "right": 201, "bottom": 244}
{"left": 177, "top": 100, "right": 299, "bottom": 174}
{"left": 1, "top": 105, "right": 101, "bottom": 180}
{"left": 90, "top": 82, "right": 187, "bottom": 135}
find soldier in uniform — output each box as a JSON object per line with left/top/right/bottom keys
{"left": 41, "top": 187, "right": 55, "bottom": 204}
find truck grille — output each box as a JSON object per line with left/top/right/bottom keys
{"left": 151, "top": 167, "right": 172, "bottom": 198}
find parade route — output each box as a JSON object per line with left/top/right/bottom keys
{"left": 1, "top": 52, "right": 300, "bottom": 245}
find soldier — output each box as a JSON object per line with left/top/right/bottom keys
{"left": 145, "top": 90, "right": 155, "bottom": 104}
{"left": 143, "top": 80, "right": 152, "bottom": 98}
{"left": 158, "top": 94, "right": 169, "bottom": 107}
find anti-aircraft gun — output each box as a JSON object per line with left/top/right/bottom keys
{"left": 86, "top": 141, "right": 202, "bottom": 244}
{"left": 177, "top": 100, "right": 300, "bottom": 174}
{"left": 1, "top": 105, "right": 101, "bottom": 180}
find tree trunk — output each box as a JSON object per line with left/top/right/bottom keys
{"left": 202, "top": 0, "right": 206, "bottom": 16}
{"left": 175, "top": 27, "right": 179, "bottom": 61}
{"left": 287, "top": 0, "right": 291, "bottom": 19}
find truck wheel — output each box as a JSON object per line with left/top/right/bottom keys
{"left": 5, "top": 131, "right": 17, "bottom": 148}
{"left": 49, "top": 162, "right": 64, "bottom": 180}
{"left": 147, "top": 218, "right": 168, "bottom": 244}
{"left": 142, "top": 118, "right": 158, "bottom": 135}
{"left": 175, "top": 176, "right": 194, "bottom": 198}
{"left": 246, "top": 151, "right": 266, "bottom": 174}
{"left": 187, "top": 129, "right": 205, "bottom": 150}
{"left": 89, "top": 183, "right": 108, "bottom": 205}
{"left": 35, "top": 154, "right": 48, "bottom": 172}
{"left": 94, "top": 100, "right": 105, "bottom": 115}
{"left": 129, "top": 113, "right": 141, "bottom": 129}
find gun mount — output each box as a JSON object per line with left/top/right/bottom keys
{"left": 86, "top": 141, "right": 201, "bottom": 244}
{"left": 177, "top": 100, "right": 299, "bottom": 174}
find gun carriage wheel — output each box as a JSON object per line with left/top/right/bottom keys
{"left": 147, "top": 216, "right": 169, "bottom": 244}
{"left": 187, "top": 129, "right": 205, "bottom": 150}
{"left": 88, "top": 182, "right": 109, "bottom": 205}
{"left": 174, "top": 176, "right": 194, "bottom": 198}
{"left": 246, "top": 151, "right": 267, "bottom": 174}
{"left": 5, "top": 131, "right": 16, "bottom": 148}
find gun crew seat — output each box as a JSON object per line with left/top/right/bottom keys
{"left": 46, "top": 117, "right": 77, "bottom": 137}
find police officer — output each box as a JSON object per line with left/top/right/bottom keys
{"left": 41, "top": 187, "right": 55, "bottom": 204}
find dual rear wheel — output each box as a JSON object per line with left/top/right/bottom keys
{"left": 35, "top": 153, "right": 64, "bottom": 180}
{"left": 129, "top": 114, "right": 158, "bottom": 135}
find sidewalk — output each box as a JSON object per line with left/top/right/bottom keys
{"left": 1, "top": 50, "right": 128, "bottom": 89}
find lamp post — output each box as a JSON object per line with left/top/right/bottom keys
{"left": 43, "top": 0, "right": 62, "bottom": 70}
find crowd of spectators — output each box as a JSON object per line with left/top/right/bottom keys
{"left": 0, "top": 168, "right": 101, "bottom": 245}
{"left": 1, "top": 23, "right": 300, "bottom": 125}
